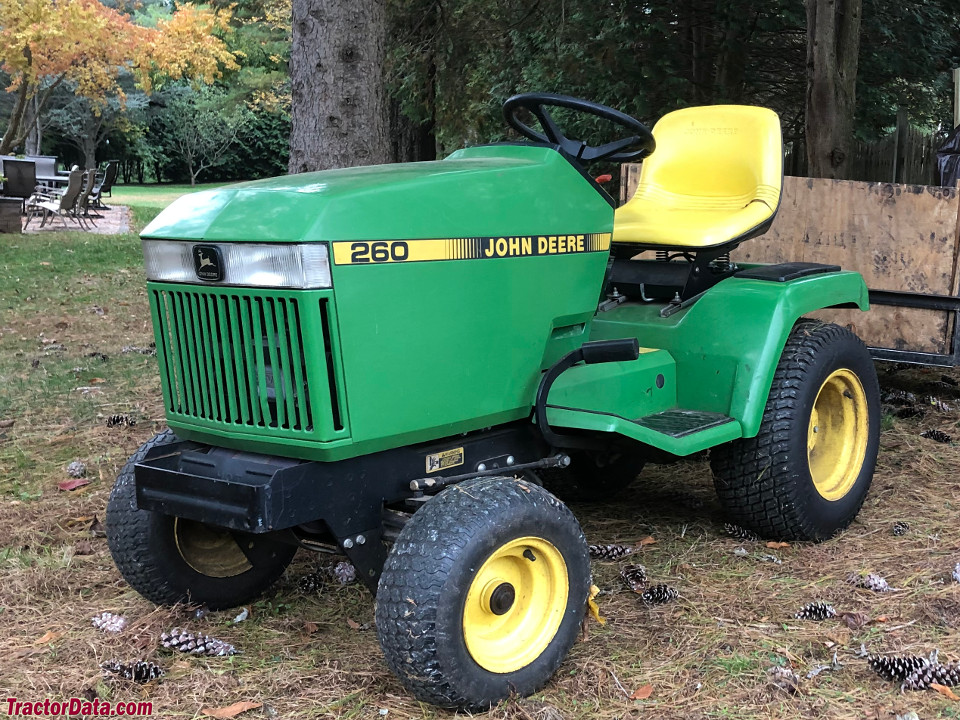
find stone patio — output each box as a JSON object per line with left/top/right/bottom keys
{"left": 20, "top": 203, "right": 131, "bottom": 235}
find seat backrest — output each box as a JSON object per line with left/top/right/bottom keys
{"left": 59, "top": 169, "right": 83, "bottom": 210}
{"left": 26, "top": 155, "right": 57, "bottom": 178}
{"left": 632, "top": 105, "right": 782, "bottom": 211}
{"left": 76, "top": 170, "right": 95, "bottom": 207}
{"left": 4, "top": 159, "right": 38, "bottom": 199}
{"left": 101, "top": 160, "right": 118, "bottom": 193}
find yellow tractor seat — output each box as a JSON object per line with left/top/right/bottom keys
{"left": 613, "top": 105, "right": 782, "bottom": 249}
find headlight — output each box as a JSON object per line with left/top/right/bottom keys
{"left": 142, "top": 240, "right": 332, "bottom": 289}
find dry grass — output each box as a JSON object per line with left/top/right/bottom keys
{"left": 1, "top": 227, "right": 959, "bottom": 719}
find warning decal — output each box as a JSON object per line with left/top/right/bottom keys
{"left": 425, "top": 447, "right": 465, "bottom": 474}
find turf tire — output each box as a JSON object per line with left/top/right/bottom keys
{"left": 106, "top": 430, "right": 297, "bottom": 609}
{"left": 376, "top": 476, "right": 590, "bottom": 711}
{"left": 711, "top": 320, "right": 880, "bottom": 541}
{"left": 566, "top": 448, "right": 646, "bottom": 500}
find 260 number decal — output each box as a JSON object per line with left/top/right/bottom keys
{"left": 350, "top": 241, "right": 409, "bottom": 263}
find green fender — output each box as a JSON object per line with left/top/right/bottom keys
{"left": 588, "top": 269, "right": 870, "bottom": 440}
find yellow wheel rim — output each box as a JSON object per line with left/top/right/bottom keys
{"left": 174, "top": 518, "right": 253, "bottom": 578}
{"left": 807, "top": 368, "right": 869, "bottom": 501}
{"left": 462, "top": 536, "right": 569, "bottom": 674}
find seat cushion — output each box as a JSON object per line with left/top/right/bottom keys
{"left": 614, "top": 194, "right": 776, "bottom": 248}
{"left": 613, "top": 105, "right": 782, "bottom": 249}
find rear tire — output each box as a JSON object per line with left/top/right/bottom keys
{"left": 376, "top": 476, "right": 590, "bottom": 711}
{"left": 711, "top": 320, "right": 880, "bottom": 541}
{"left": 106, "top": 430, "right": 296, "bottom": 609}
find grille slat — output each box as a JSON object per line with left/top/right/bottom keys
{"left": 151, "top": 288, "right": 330, "bottom": 437}
{"left": 272, "top": 300, "right": 299, "bottom": 429}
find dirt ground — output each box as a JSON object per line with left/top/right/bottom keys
{"left": 1, "top": 230, "right": 959, "bottom": 719}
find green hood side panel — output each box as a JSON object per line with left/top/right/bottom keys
{"left": 588, "top": 271, "right": 869, "bottom": 439}
{"left": 141, "top": 145, "right": 610, "bottom": 242}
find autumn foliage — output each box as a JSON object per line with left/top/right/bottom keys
{"left": 0, "top": 0, "right": 238, "bottom": 154}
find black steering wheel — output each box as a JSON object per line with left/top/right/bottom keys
{"left": 502, "top": 93, "right": 656, "bottom": 164}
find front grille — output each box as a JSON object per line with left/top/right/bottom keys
{"left": 150, "top": 287, "right": 341, "bottom": 439}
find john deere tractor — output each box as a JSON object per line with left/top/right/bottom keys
{"left": 107, "top": 94, "right": 879, "bottom": 709}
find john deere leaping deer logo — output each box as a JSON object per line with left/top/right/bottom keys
{"left": 193, "top": 245, "right": 224, "bottom": 281}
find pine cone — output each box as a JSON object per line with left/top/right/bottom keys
{"left": 160, "top": 628, "right": 236, "bottom": 656}
{"left": 588, "top": 543, "right": 634, "bottom": 561}
{"left": 330, "top": 560, "right": 356, "bottom": 585}
{"left": 91, "top": 611, "right": 128, "bottom": 633}
{"left": 67, "top": 460, "right": 87, "bottom": 479}
{"left": 892, "top": 521, "right": 909, "bottom": 536}
{"left": 101, "top": 660, "right": 164, "bottom": 684}
{"left": 767, "top": 665, "right": 800, "bottom": 694}
{"left": 724, "top": 523, "right": 760, "bottom": 541}
{"left": 620, "top": 563, "right": 648, "bottom": 592}
{"left": 920, "top": 429, "right": 951, "bottom": 443}
{"left": 106, "top": 413, "right": 136, "bottom": 428}
{"left": 794, "top": 602, "right": 836, "bottom": 621}
{"left": 847, "top": 572, "right": 892, "bottom": 592}
{"left": 866, "top": 654, "right": 929, "bottom": 682}
{"left": 901, "top": 662, "right": 960, "bottom": 691}
{"left": 298, "top": 571, "right": 325, "bottom": 593}
{"left": 640, "top": 584, "right": 678, "bottom": 605}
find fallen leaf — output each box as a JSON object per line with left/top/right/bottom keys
{"left": 89, "top": 378, "right": 106, "bottom": 384}
{"left": 766, "top": 541, "right": 790, "bottom": 549}
{"left": 74, "top": 540, "right": 95, "bottom": 555}
{"left": 34, "top": 630, "right": 63, "bottom": 645}
{"left": 839, "top": 611, "right": 869, "bottom": 629}
{"left": 346, "top": 618, "right": 362, "bottom": 630}
{"left": 932, "top": 683, "right": 960, "bottom": 701}
{"left": 0, "top": 419, "right": 14, "bottom": 428}
{"left": 638, "top": 536, "right": 657, "bottom": 546}
{"left": 587, "top": 584, "right": 606, "bottom": 625}
{"left": 40, "top": 261, "right": 51, "bottom": 266}
{"left": 201, "top": 701, "right": 262, "bottom": 719}
{"left": 303, "top": 621, "right": 319, "bottom": 635}
{"left": 630, "top": 684, "right": 653, "bottom": 700}
{"left": 874, "top": 615, "right": 889, "bottom": 623}
{"left": 58, "top": 478, "right": 90, "bottom": 492}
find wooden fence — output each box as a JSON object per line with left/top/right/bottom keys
{"left": 619, "top": 170, "right": 960, "bottom": 355}
{"left": 784, "top": 109, "right": 940, "bottom": 186}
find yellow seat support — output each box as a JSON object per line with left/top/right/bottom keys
{"left": 613, "top": 105, "right": 782, "bottom": 249}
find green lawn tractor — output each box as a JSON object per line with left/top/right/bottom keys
{"left": 107, "top": 93, "right": 880, "bottom": 710}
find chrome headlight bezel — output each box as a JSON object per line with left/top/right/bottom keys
{"left": 142, "top": 240, "right": 332, "bottom": 289}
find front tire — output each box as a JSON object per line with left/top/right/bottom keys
{"left": 106, "top": 430, "right": 297, "bottom": 609}
{"left": 711, "top": 320, "right": 880, "bottom": 541}
{"left": 376, "top": 477, "right": 590, "bottom": 711}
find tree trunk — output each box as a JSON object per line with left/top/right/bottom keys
{"left": 805, "top": 0, "right": 862, "bottom": 179}
{"left": 0, "top": 80, "right": 31, "bottom": 155}
{"left": 25, "top": 96, "right": 42, "bottom": 155}
{"left": 289, "top": 0, "right": 389, "bottom": 173}
{"left": 82, "top": 135, "right": 98, "bottom": 170}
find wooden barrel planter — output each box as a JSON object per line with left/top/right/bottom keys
{"left": 0, "top": 197, "right": 21, "bottom": 233}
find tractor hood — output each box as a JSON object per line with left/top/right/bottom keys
{"left": 142, "top": 145, "right": 613, "bottom": 243}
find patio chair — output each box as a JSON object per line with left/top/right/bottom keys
{"left": 2, "top": 159, "right": 40, "bottom": 213}
{"left": 92, "top": 160, "right": 119, "bottom": 209}
{"left": 24, "top": 168, "right": 83, "bottom": 229}
{"left": 27, "top": 155, "right": 59, "bottom": 186}
{"left": 75, "top": 170, "right": 98, "bottom": 228}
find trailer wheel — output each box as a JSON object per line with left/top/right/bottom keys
{"left": 107, "top": 430, "right": 296, "bottom": 610}
{"left": 711, "top": 320, "right": 880, "bottom": 541}
{"left": 376, "top": 476, "right": 590, "bottom": 711}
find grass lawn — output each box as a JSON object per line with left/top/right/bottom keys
{"left": 1, "top": 204, "right": 960, "bottom": 718}
{"left": 109, "top": 182, "right": 228, "bottom": 211}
